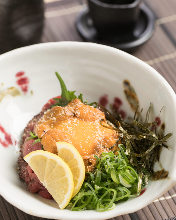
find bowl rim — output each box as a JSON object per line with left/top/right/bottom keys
{"left": 0, "top": 41, "right": 176, "bottom": 220}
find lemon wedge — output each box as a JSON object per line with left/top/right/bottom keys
{"left": 56, "top": 142, "right": 85, "bottom": 197}
{"left": 24, "top": 150, "right": 74, "bottom": 209}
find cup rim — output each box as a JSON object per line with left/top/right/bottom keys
{"left": 88, "top": 0, "right": 141, "bottom": 9}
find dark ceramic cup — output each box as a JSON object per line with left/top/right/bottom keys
{"left": 87, "top": 0, "right": 141, "bottom": 33}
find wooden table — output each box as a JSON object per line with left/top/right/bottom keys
{"left": 1, "top": 0, "right": 176, "bottom": 219}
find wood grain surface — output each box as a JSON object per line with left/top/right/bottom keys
{"left": 1, "top": 0, "right": 176, "bottom": 219}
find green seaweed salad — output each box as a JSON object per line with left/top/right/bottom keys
{"left": 50, "top": 73, "right": 172, "bottom": 211}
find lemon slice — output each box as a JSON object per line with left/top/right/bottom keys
{"left": 24, "top": 150, "right": 74, "bottom": 209}
{"left": 56, "top": 142, "right": 85, "bottom": 197}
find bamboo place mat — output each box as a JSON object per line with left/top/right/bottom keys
{"left": 1, "top": 0, "right": 176, "bottom": 219}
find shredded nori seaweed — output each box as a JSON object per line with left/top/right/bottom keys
{"left": 97, "top": 83, "right": 171, "bottom": 184}
{"left": 98, "top": 103, "right": 171, "bottom": 183}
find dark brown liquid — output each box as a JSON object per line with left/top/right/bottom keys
{"left": 99, "top": 0, "right": 135, "bottom": 4}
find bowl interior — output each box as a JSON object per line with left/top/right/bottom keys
{"left": 0, "top": 42, "right": 176, "bottom": 220}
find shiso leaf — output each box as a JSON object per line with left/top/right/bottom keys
{"left": 55, "top": 72, "right": 77, "bottom": 106}
{"left": 54, "top": 72, "right": 84, "bottom": 106}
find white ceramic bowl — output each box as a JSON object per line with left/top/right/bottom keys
{"left": 0, "top": 42, "right": 176, "bottom": 220}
